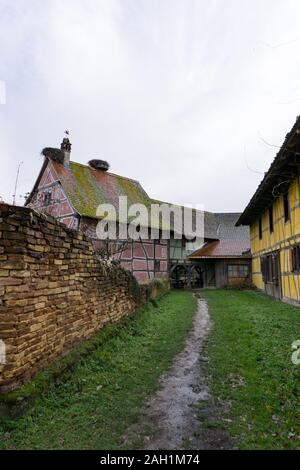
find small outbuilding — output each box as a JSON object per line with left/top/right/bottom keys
{"left": 188, "top": 219, "right": 251, "bottom": 288}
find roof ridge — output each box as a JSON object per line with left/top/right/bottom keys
{"left": 150, "top": 198, "right": 215, "bottom": 214}
{"left": 214, "top": 212, "right": 242, "bottom": 215}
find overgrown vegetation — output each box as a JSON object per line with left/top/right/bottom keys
{"left": 200, "top": 289, "right": 300, "bottom": 450}
{"left": 0, "top": 291, "right": 196, "bottom": 450}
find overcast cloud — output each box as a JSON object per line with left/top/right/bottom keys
{"left": 1, "top": 0, "right": 300, "bottom": 212}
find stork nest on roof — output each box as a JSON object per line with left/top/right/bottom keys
{"left": 88, "top": 159, "right": 110, "bottom": 171}
{"left": 41, "top": 147, "right": 65, "bottom": 164}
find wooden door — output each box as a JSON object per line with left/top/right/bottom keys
{"left": 264, "top": 251, "right": 282, "bottom": 300}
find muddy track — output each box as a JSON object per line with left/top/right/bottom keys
{"left": 124, "top": 296, "right": 215, "bottom": 450}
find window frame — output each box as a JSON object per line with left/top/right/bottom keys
{"left": 290, "top": 245, "right": 300, "bottom": 273}
{"left": 261, "top": 252, "right": 279, "bottom": 285}
{"left": 227, "top": 264, "right": 249, "bottom": 279}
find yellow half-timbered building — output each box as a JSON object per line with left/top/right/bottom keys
{"left": 237, "top": 117, "right": 300, "bottom": 305}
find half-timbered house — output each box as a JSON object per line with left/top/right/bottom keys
{"left": 26, "top": 136, "right": 250, "bottom": 285}
{"left": 237, "top": 116, "right": 300, "bottom": 304}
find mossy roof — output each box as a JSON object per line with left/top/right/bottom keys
{"left": 27, "top": 158, "right": 249, "bottom": 242}
{"left": 51, "top": 160, "right": 160, "bottom": 227}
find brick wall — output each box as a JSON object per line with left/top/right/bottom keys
{"left": 0, "top": 203, "right": 149, "bottom": 393}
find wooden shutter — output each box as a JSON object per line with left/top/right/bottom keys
{"left": 261, "top": 257, "right": 266, "bottom": 282}
{"left": 290, "top": 248, "right": 295, "bottom": 273}
{"left": 272, "top": 253, "right": 279, "bottom": 285}
{"left": 296, "top": 246, "right": 300, "bottom": 272}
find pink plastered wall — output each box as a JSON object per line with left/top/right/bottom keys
{"left": 80, "top": 217, "right": 169, "bottom": 283}
{"left": 28, "top": 161, "right": 78, "bottom": 230}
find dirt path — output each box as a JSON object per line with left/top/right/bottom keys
{"left": 123, "top": 296, "right": 213, "bottom": 450}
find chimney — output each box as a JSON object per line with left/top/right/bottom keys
{"left": 60, "top": 131, "right": 72, "bottom": 168}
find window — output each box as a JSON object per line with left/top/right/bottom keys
{"left": 261, "top": 252, "right": 279, "bottom": 284}
{"left": 283, "top": 191, "right": 290, "bottom": 223}
{"left": 228, "top": 264, "right": 249, "bottom": 278}
{"left": 239, "top": 265, "right": 249, "bottom": 277}
{"left": 258, "top": 217, "right": 263, "bottom": 239}
{"left": 291, "top": 245, "right": 300, "bottom": 272}
{"left": 154, "top": 259, "right": 160, "bottom": 272}
{"left": 44, "top": 191, "right": 52, "bottom": 206}
{"left": 269, "top": 205, "right": 274, "bottom": 233}
{"left": 228, "top": 265, "right": 239, "bottom": 277}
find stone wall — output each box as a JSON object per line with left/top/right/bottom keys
{"left": 0, "top": 203, "right": 150, "bottom": 393}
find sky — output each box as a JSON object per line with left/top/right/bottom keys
{"left": 1, "top": 0, "right": 300, "bottom": 212}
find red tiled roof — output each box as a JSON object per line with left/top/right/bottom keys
{"left": 50, "top": 160, "right": 151, "bottom": 219}
{"left": 188, "top": 239, "right": 251, "bottom": 259}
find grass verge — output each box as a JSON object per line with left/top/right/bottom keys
{"left": 200, "top": 289, "right": 300, "bottom": 450}
{"left": 0, "top": 290, "right": 196, "bottom": 450}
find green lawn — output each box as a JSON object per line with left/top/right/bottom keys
{"left": 0, "top": 291, "right": 196, "bottom": 450}
{"left": 2, "top": 289, "right": 298, "bottom": 450}
{"left": 201, "top": 289, "right": 300, "bottom": 450}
